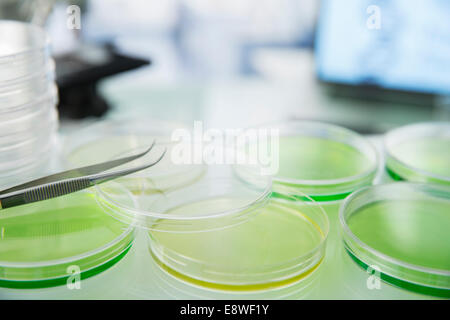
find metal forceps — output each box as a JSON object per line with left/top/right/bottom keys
{"left": 0, "top": 141, "right": 165, "bottom": 209}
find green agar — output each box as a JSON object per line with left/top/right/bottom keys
{"left": 277, "top": 136, "right": 372, "bottom": 181}
{"left": 0, "top": 191, "right": 133, "bottom": 287}
{"left": 348, "top": 200, "right": 450, "bottom": 271}
{"left": 388, "top": 137, "right": 450, "bottom": 181}
{"left": 149, "top": 197, "right": 325, "bottom": 290}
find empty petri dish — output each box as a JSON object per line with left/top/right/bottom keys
{"left": 243, "top": 121, "right": 378, "bottom": 202}
{"left": 340, "top": 183, "right": 450, "bottom": 297}
{"left": 0, "top": 188, "right": 135, "bottom": 289}
{"left": 96, "top": 165, "right": 329, "bottom": 291}
{"left": 385, "top": 122, "right": 450, "bottom": 185}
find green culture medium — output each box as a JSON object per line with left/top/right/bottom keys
{"left": 278, "top": 136, "right": 373, "bottom": 181}
{"left": 95, "top": 165, "right": 329, "bottom": 292}
{"left": 149, "top": 197, "right": 327, "bottom": 291}
{"left": 385, "top": 122, "right": 450, "bottom": 185}
{"left": 340, "top": 183, "right": 450, "bottom": 297}
{"left": 248, "top": 121, "right": 378, "bottom": 202}
{"left": 0, "top": 191, "right": 134, "bottom": 288}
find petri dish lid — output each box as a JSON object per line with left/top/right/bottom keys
{"left": 64, "top": 118, "right": 207, "bottom": 194}
{"left": 0, "top": 57, "right": 55, "bottom": 90}
{"left": 142, "top": 179, "right": 329, "bottom": 291}
{"left": 0, "top": 131, "right": 56, "bottom": 178}
{"left": 0, "top": 83, "right": 58, "bottom": 120}
{"left": 0, "top": 59, "right": 56, "bottom": 111}
{"left": 0, "top": 100, "right": 58, "bottom": 142}
{"left": 96, "top": 159, "right": 328, "bottom": 291}
{"left": 0, "top": 21, "right": 51, "bottom": 82}
{"left": 340, "top": 183, "right": 450, "bottom": 297}
{"left": 95, "top": 163, "right": 272, "bottom": 231}
{"left": 0, "top": 140, "right": 56, "bottom": 190}
{"left": 0, "top": 187, "right": 135, "bottom": 288}
{"left": 384, "top": 122, "right": 450, "bottom": 185}
{"left": 0, "top": 121, "right": 57, "bottom": 157}
{"left": 243, "top": 120, "right": 378, "bottom": 202}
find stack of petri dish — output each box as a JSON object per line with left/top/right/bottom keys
{"left": 0, "top": 21, "right": 59, "bottom": 189}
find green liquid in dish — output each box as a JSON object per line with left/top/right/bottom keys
{"left": 390, "top": 137, "right": 450, "bottom": 178}
{"left": 348, "top": 200, "right": 450, "bottom": 270}
{"left": 149, "top": 198, "right": 325, "bottom": 289}
{"left": 277, "top": 136, "right": 372, "bottom": 181}
{"left": 0, "top": 191, "right": 132, "bottom": 285}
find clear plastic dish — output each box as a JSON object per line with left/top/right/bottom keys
{"left": 95, "top": 164, "right": 329, "bottom": 292}
{"left": 0, "top": 83, "right": 58, "bottom": 122}
{"left": 97, "top": 164, "right": 271, "bottom": 231}
{"left": 0, "top": 188, "right": 135, "bottom": 288}
{"left": 244, "top": 120, "right": 378, "bottom": 202}
{"left": 0, "top": 125, "right": 56, "bottom": 160}
{"left": 340, "top": 183, "right": 450, "bottom": 297}
{"left": 0, "top": 123, "right": 57, "bottom": 166}
{"left": 64, "top": 118, "right": 206, "bottom": 194}
{"left": 0, "top": 21, "right": 51, "bottom": 82}
{"left": 133, "top": 240, "right": 324, "bottom": 299}
{"left": 0, "top": 145, "right": 55, "bottom": 190}
{"left": 0, "top": 59, "right": 56, "bottom": 112}
{"left": 0, "top": 107, "right": 58, "bottom": 178}
{"left": 0, "top": 132, "right": 57, "bottom": 179}
{"left": 0, "top": 106, "right": 58, "bottom": 149}
{"left": 0, "top": 99, "right": 58, "bottom": 139}
{"left": 384, "top": 122, "right": 450, "bottom": 185}
{"left": 0, "top": 20, "right": 59, "bottom": 191}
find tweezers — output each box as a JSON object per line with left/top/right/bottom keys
{"left": 0, "top": 141, "right": 166, "bottom": 210}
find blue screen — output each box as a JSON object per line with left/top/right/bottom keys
{"left": 315, "top": 0, "right": 450, "bottom": 95}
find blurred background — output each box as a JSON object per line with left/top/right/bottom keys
{"left": 1, "top": 0, "right": 449, "bottom": 134}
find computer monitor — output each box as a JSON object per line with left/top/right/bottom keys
{"left": 315, "top": 0, "right": 450, "bottom": 99}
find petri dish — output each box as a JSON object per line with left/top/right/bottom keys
{"left": 0, "top": 188, "right": 135, "bottom": 289}
{"left": 96, "top": 165, "right": 329, "bottom": 291}
{"left": 0, "top": 98, "right": 58, "bottom": 138}
{"left": 340, "top": 183, "right": 450, "bottom": 297}
{"left": 0, "top": 139, "right": 56, "bottom": 190}
{"left": 243, "top": 120, "right": 378, "bottom": 202}
{"left": 132, "top": 238, "right": 323, "bottom": 299}
{"left": 384, "top": 122, "right": 450, "bottom": 185}
{"left": 0, "top": 60, "right": 56, "bottom": 113}
{"left": 0, "top": 103, "right": 58, "bottom": 149}
{"left": 0, "top": 20, "right": 59, "bottom": 192}
{"left": 0, "top": 21, "right": 51, "bottom": 82}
